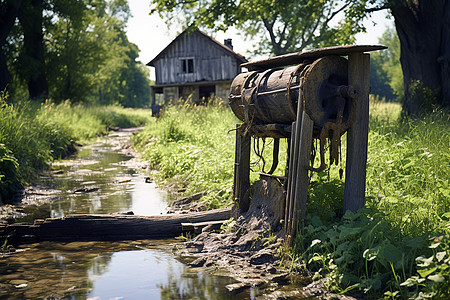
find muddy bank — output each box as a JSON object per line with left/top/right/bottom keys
{"left": 178, "top": 177, "right": 356, "bottom": 299}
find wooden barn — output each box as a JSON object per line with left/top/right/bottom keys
{"left": 147, "top": 29, "right": 247, "bottom": 105}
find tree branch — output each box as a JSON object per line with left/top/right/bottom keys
{"left": 324, "top": 2, "right": 350, "bottom": 24}
{"left": 365, "top": 4, "right": 389, "bottom": 13}
{"left": 262, "top": 16, "right": 281, "bottom": 55}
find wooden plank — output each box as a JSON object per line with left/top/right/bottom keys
{"left": 284, "top": 121, "right": 297, "bottom": 240}
{"left": 343, "top": 53, "right": 371, "bottom": 213}
{"left": 234, "top": 125, "right": 251, "bottom": 213}
{"left": 242, "top": 45, "right": 387, "bottom": 70}
{"left": 1, "top": 208, "right": 232, "bottom": 245}
{"left": 291, "top": 111, "right": 314, "bottom": 235}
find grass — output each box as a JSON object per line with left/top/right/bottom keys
{"left": 134, "top": 96, "right": 449, "bottom": 298}
{"left": 133, "top": 97, "right": 238, "bottom": 209}
{"left": 295, "top": 99, "right": 449, "bottom": 298}
{"left": 0, "top": 94, "right": 151, "bottom": 203}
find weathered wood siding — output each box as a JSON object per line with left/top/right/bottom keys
{"left": 154, "top": 32, "right": 241, "bottom": 85}
{"left": 216, "top": 82, "right": 231, "bottom": 99}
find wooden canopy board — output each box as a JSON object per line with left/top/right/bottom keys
{"left": 241, "top": 45, "right": 387, "bottom": 71}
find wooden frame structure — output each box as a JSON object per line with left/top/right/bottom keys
{"left": 232, "top": 46, "right": 385, "bottom": 245}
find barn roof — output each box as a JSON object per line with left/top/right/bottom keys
{"left": 147, "top": 29, "right": 247, "bottom": 67}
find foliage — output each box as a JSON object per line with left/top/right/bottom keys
{"left": 370, "top": 26, "right": 403, "bottom": 101}
{"left": 133, "top": 97, "right": 238, "bottom": 209}
{"left": 405, "top": 80, "right": 441, "bottom": 115}
{"left": 0, "top": 93, "right": 151, "bottom": 203}
{"left": 150, "top": 0, "right": 359, "bottom": 55}
{"left": 3, "top": 0, "right": 151, "bottom": 106}
{"left": 0, "top": 143, "right": 20, "bottom": 203}
{"left": 294, "top": 100, "right": 450, "bottom": 298}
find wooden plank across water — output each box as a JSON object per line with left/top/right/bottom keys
{"left": 0, "top": 208, "right": 232, "bottom": 245}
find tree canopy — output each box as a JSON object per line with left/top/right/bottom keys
{"left": 151, "top": 0, "right": 450, "bottom": 114}
{"left": 1, "top": 0, "right": 151, "bottom": 107}
{"left": 150, "top": 0, "right": 360, "bottom": 56}
{"left": 370, "top": 26, "right": 402, "bottom": 101}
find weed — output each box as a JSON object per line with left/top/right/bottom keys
{"left": 220, "top": 217, "right": 235, "bottom": 233}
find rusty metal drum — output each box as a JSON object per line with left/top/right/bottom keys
{"left": 229, "top": 55, "right": 356, "bottom": 130}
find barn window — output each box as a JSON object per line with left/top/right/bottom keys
{"left": 181, "top": 58, "right": 194, "bottom": 73}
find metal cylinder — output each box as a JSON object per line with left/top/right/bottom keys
{"left": 229, "top": 65, "right": 301, "bottom": 125}
{"left": 229, "top": 55, "right": 355, "bottom": 129}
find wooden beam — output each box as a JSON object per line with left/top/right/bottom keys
{"left": 1, "top": 208, "right": 232, "bottom": 245}
{"left": 343, "top": 53, "right": 371, "bottom": 213}
{"left": 234, "top": 125, "right": 251, "bottom": 213}
{"left": 284, "top": 121, "right": 297, "bottom": 240}
{"left": 291, "top": 111, "right": 314, "bottom": 229}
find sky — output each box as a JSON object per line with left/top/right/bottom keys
{"left": 125, "top": 1, "right": 394, "bottom": 80}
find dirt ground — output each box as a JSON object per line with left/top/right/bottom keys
{"left": 175, "top": 177, "right": 356, "bottom": 299}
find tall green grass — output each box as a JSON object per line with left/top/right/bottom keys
{"left": 134, "top": 96, "right": 449, "bottom": 298}
{"left": 133, "top": 98, "right": 238, "bottom": 209}
{"left": 0, "top": 95, "right": 151, "bottom": 203}
{"left": 295, "top": 100, "right": 449, "bottom": 298}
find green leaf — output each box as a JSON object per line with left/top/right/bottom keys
{"left": 310, "top": 239, "right": 321, "bottom": 248}
{"left": 400, "top": 276, "right": 418, "bottom": 287}
{"left": 416, "top": 256, "right": 434, "bottom": 267}
{"left": 427, "top": 274, "right": 445, "bottom": 282}
{"left": 363, "top": 248, "right": 378, "bottom": 261}
{"left": 436, "top": 251, "right": 446, "bottom": 262}
{"left": 429, "top": 242, "right": 441, "bottom": 249}
{"left": 417, "top": 266, "right": 438, "bottom": 278}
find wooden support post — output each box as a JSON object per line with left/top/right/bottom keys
{"left": 284, "top": 121, "right": 297, "bottom": 239}
{"left": 234, "top": 125, "right": 251, "bottom": 213}
{"left": 151, "top": 86, "right": 156, "bottom": 107}
{"left": 343, "top": 53, "right": 371, "bottom": 213}
{"left": 291, "top": 111, "right": 314, "bottom": 232}
{"left": 285, "top": 110, "right": 314, "bottom": 245}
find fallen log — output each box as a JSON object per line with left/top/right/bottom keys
{"left": 0, "top": 208, "right": 232, "bottom": 245}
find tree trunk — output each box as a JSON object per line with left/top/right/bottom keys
{"left": 18, "top": 0, "right": 48, "bottom": 99}
{"left": 391, "top": 0, "right": 450, "bottom": 115}
{"left": 0, "top": 0, "right": 23, "bottom": 93}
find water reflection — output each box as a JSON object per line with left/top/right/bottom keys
{"left": 20, "top": 140, "right": 169, "bottom": 222}
{"left": 0, "top": 241, "right": 244, "bottom": 300}
{"left": 2, "top": 132, "right": 308, "bottom": 299}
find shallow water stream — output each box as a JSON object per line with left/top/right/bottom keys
{"left": 1, "top": 129, "right": 308, "bottom": 299}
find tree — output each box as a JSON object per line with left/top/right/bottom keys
{"left": 0, "top": 0, "right": 23, "bottom": 93}
{"left": 150, "top": 0, "right": 359, "bottom": 56}
{"left": 347, "top": 0, "right": 449, "bottom": 115}
{"left": 17, "top": 0, "right": 48, "bottom": 99}
{"left": 4, "top": 0, "right": 151, "bottom": 106}
{"left": 370, "top": 26, "right": 403, "bottom": 101}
